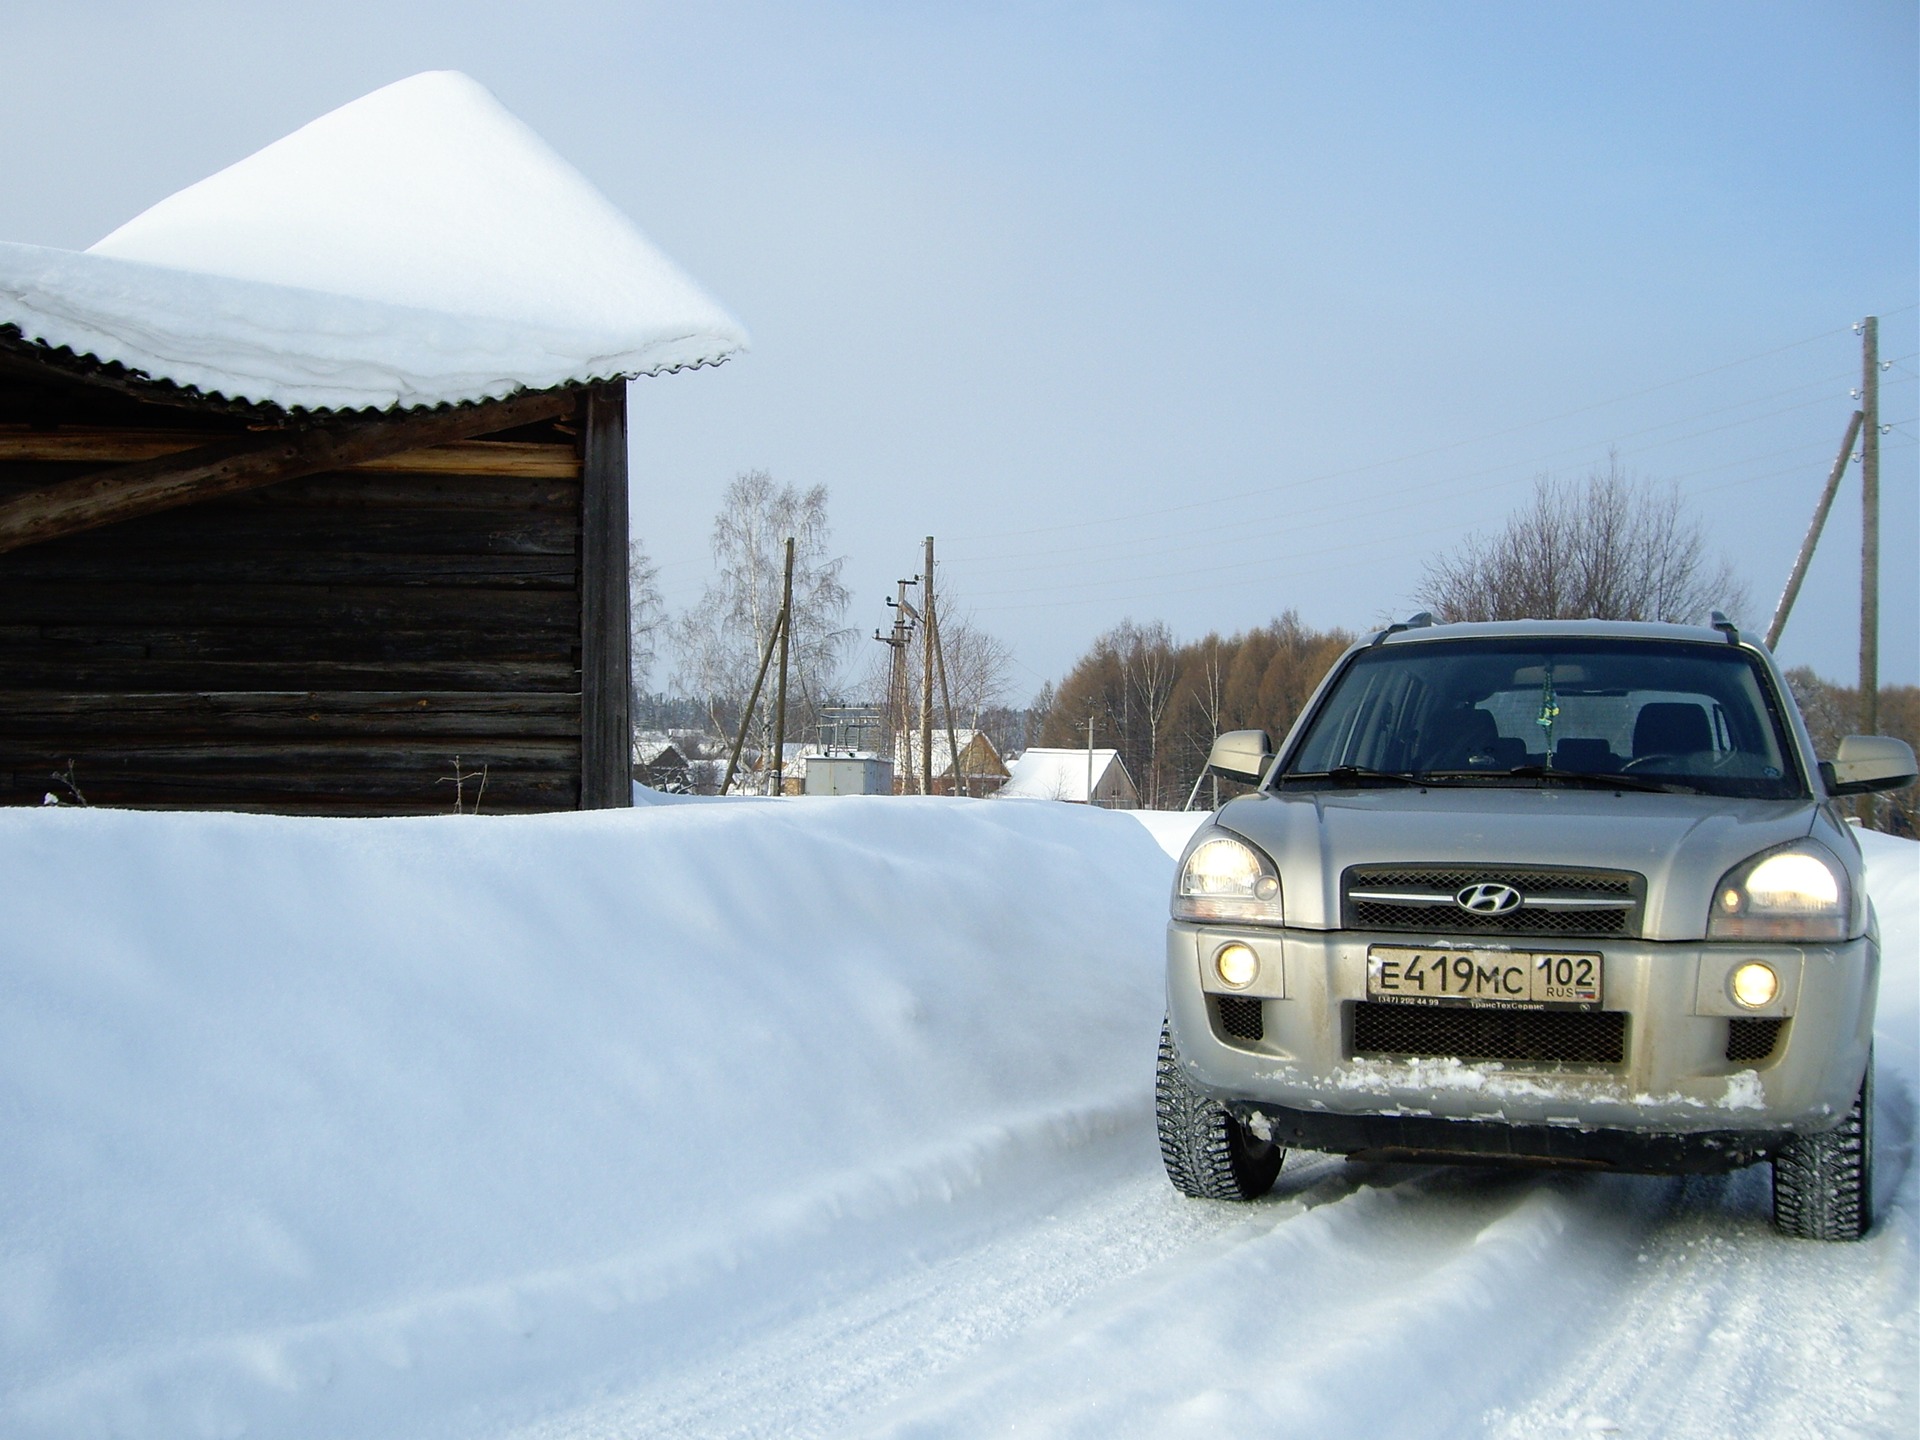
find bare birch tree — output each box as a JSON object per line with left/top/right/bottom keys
{"left": 1418, "top": 458, "right": 1747, "bottom": 625}
{"left": 629, "top": 538, "right": 665, "bottom": 725}
{"left": 671, "top": 471, "right": 854, "bottom": 765}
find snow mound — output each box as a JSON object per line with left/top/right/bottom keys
{"left": 91, "top": 72, "right": 735, "bottom": 342}
{"left": 0, "top": 799, "right": 1174, "bottom": 1439}
{"left": 0, "top": 72, "right": 745, "bottom": 412}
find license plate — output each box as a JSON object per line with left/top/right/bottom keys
{"left": 1367, "top": 945, "right": 1603, "bottom": 1010}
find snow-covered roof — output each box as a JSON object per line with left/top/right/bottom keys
{"left": 0, "top": 72, "right": 746, "bottom": 414}
{"left": 996, "top": 747, "right": 1132, "bottom": 803}
{"left": 897, "top": 728, "right": 1005, "bottom": 778}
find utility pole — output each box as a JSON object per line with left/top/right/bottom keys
{"left": 1086, "top": 714, "right": 1095, "bottom": 807}
{"left": 1766, "top": 410, "right": 1864, "bottom": 650}
{"left": 874, "top": 579, "right": 915, "bottom": 789}
{"left": 921, "top": 536, "right": 935, "bottom": 797}
{"left": 1859, "top": 316, "right": 1880, "bottom": 736}
{"left": 926, "top": 546, "right": 963, "bottom": 798}
{"left": 770, "top": 537, "right": 794, "bottom": 797}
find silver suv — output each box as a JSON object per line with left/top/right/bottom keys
{"left": 1156, "top": 617, "right": 1915, "bottom": 1240}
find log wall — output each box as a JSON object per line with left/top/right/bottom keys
{"left": 0, "top": 366, "right": 608, "bottom": 814}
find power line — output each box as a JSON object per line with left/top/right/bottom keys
{"left": 943, "top": 320, "right": 1870, "bottom": 550}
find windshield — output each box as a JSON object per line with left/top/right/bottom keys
{"left": 1277, "top": 637, "right": 1806, "bottom": 800}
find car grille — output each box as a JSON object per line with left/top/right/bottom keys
{"left": 1351, "top": 1001, "right": 1626, "bottom": 1065}
{"left": 1213, "top": 995, "right": 1264, "bottom": 1043}
{"left": 1343, "top": 864, "right": 1644, "bottom": 938}
{"left": 1726, "top": 1017, "right": 1784, "bottom": 1064}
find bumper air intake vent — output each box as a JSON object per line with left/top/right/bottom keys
{"left": 1351, "top": 1002, "right": 1625, "bottom": 1065}
{"left": 1726, "top": 1017, "right": 1784, "bottom": 1064}
{"left": 1213, "top": 995, "right": 1264, "bottom": 1043}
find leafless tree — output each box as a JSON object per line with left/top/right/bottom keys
{"left": 629, "top": 538, "right": 665, "bottom": 721}
{"left": 670, "top": 471, "right": 854, "bottom": 767}
{"left": 1418, "top": 458, "right": 1748, "bottom": 625}
{"left": 1115, "top": 619, "right": 1179, "bottom": 808}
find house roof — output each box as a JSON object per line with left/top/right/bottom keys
{"left": 996, "top": 747, "right": 1132, "bottom": 803}
{"left": 897, "top": 728, "right": 1006, "bottom": 778}
{"left": 0, "top": 72, "right": 746, "bottom": 415}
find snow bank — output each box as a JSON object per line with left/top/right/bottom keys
{"left": 0, "top": 799, "right": 1174, "bottom": 1439}
{"left": 0, "top": 805, "right": 1908, "bottom": 1438}
{"left": 1, "top": 73, "right": 745, "bottom": 412}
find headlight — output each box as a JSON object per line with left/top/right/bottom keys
{"left": 1707, "top": 842, "right": 1851, "bottom": 942}
{"left": 1174, "top": 831, "right": 1283, "bottom": 924}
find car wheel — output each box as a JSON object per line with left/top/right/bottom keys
{"left": 1771, "top": 1051, "right": 1874, "bottom": 1241}
{"left": 1155, "top": 1018, "right": 1284, "bottom": 1201}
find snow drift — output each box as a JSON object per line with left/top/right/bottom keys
{"left": 0, "top": 801, "right": 1910, "bottom": 1438}
{"left": 0, "top": 798, "right": 1181, "bottom": 1438}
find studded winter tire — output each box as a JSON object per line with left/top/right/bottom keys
{"left": 1772, "top": 1052, "right": 1874, "bottom": 1241}
{"left": 1156, "top": 1019, "right": 1284, "bottom": 1201}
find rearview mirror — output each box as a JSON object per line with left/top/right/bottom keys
{"left": 1207, "top": 729, "right": 1274, "bottom": 785}
{"left": 1821, "top": 735, "right": 1918, "bottom": 797}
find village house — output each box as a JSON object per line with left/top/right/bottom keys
{"left": 0, "top": 73, "right": 743, "bottom": 815}
{"left": 994, "top": 746, "right": 1139, "bottom": 809}
{"left": 895, "top": 728, "right": 1010, "bottom": 797}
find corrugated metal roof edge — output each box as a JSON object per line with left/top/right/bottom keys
{"left": 0, "top": 322, "right": 734, "bottom": 421}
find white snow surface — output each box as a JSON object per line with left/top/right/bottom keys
{"left": 1, "top": 73, "right": 745, "bottom": 412}
{"left": 0, "top": 802, "right": 1912, "bottom": 1439}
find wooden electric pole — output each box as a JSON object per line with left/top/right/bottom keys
{"left": 874, "top": 579, "right": 915, "bottom": 789}
{"left": 771, "top": 537, "right": 794, "bottom": 796}
{"left": 1859, "top": 316, "right": 1880, "bottom": 736}
{"left": 921, "top": 536, "right": 935, "bottom": 796}
{"left": 1766, "top": 410, "right": 1864, "bottom": 650}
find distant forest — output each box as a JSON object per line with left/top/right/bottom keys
{"left": 1031, "top": 612, "right": 1354, "bottom": 811}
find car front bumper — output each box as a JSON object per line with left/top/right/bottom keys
{"left": 1167, "top": 920, "right": 1877, "bottom": 1167}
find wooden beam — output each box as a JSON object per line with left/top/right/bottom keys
{"left": 0, "top": 388, "right": 575, "bottom": 554}
{"left": 578, "top": 381, "right": 631, "bottom": 809}
{"left": 0, "top": 428, "right": 581, "bottom": 478}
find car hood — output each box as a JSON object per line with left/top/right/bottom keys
{"left": 1210, "top": 786, "right": 1836, "bottom": 941}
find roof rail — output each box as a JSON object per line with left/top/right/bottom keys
{"left": 1709, "top": 610, "right": 1741, "bottom": 645}
{"left": 1368, "top": 611, "right": 1434, "bottom": 648}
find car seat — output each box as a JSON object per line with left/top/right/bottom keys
{"left": 1631, "top": 702, "right": 1711, "bottom": 759}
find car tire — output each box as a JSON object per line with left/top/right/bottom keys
{"left": 1771, "top": 1051, "right": 1874, "bottom": 1241}
{"left": 1156, "top": 1018, "right": 1284, "bottom": 1201}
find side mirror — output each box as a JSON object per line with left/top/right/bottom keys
{"left": 1207, "top": 729, "right": 1274, "bottom": 785}
{"left": 1822, "top": 735, "right": 1918, "bottom": 796}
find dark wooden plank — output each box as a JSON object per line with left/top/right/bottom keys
{"left": 0, "top": 660, "right": 578, "bottom": 692}
{"left": 9, "top": 507, "right": 584, "bottom": 557}
{"left": 0, "top": 429, "right": 581, "bottom": 478}
{"left": 0, "top": 691, "right": 581, "bottom": 738}
{"left": 0, "top": 553, "right": 579, "bottom": 588}
{"left": 0, "top": 581, "right": 579, "bottom": 629}
{"left": 579, "top": 382, "right": 629, "bottom": 809}
{"left": 9, "top": 622, "right": 576, "bottom": 664}
{"left": 0, "top": 766, "right": 580, "bottom": 815}
{"left": 0, "top": 463, "right": 581, "bottom": 512}
{"left": 0, "top": 387, "right": 576, "bottom": 553}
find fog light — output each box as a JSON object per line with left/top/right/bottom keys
{"left": 1730, "top": 961, "right": 1779, "bottom": 1009}
{"left": 1214, "top": 943, "right": 1259, "bottom": 989}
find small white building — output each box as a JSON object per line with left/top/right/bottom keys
{"left": 804, "top": 753, "right": 894, "bottom": 796}
{"left": 995, "top": 747, "right": 1138, "bottom": 809}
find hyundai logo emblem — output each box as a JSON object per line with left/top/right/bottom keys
{"left": 1456, "top": 882, "right": 1523, "bottom": 915}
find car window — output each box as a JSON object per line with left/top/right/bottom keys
{"left": 1280, "top": 638, "right": 1805, "bottom": 799}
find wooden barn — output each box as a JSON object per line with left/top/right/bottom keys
{"left": 0, "top": 72, "right": 745, "bottom": 815}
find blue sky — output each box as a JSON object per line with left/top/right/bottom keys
{"left": 4, "top": 1, "right": 1914, "bottom": 694}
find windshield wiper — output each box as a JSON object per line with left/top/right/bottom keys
{"left": 1497, "top": 765, "right": 1692, "bottom": 795}
{"left": 1276, "top": 766, "right": 1465, "bottom": 789}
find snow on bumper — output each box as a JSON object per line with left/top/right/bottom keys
{"left": 1166, "top": 920, "right": 1877, "bottom": 1143}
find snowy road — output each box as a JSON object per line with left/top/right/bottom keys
{"left": 1, "top": 803, "right": 1912, "bottom": 1438}
{"left": 503, "top": 1096, "right": 1915, "bottom": 1440}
